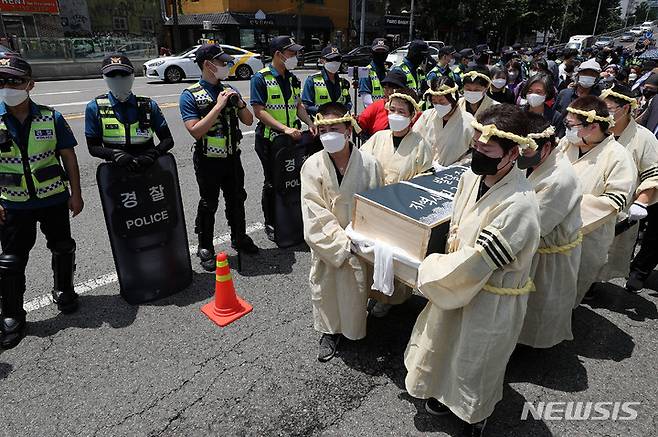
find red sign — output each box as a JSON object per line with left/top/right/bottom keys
{"left": 0, "top": 0, "right": 59, "bottom": 14}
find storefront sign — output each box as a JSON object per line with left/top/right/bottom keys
{"left": 0, "top": 0, "right": 60, "bottom": 14}
{"left": 384, "top": 15, "right": 410, "bottom": 27}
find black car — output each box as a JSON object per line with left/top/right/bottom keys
{"left": 336, "top": 46, "right": 373, "bottom": 72}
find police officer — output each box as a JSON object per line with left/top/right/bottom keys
{"left": 302, "top": 45, "right": 352, "bottom": 118}
{"left": 391, "top": 39, "right": 430, "bottom": 98}
{"left": 0, "top": 54, "right": 83, "bottom": 349}
{"left": 426, "top": 45, "right": 460, "bottom": 86}
{"left": 179, "top": 44, "right": 258, "bottom": 271}
{"left": 250, "top": 36, "right": 316, "bottom": 241}
{"left": 359, "top": 38, "right": 390, "bottom": 108}
{"left": 85, "top": 54, "right": 174, "bottom": 172}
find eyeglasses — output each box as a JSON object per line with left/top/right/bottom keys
{"left": 0, "top": 77, "right": 27, "bottom": 87}
{"left": 563, "top": 121, "right": 584, "bottom": 129}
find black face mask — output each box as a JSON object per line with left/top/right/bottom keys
{"left": 373, "top": 52, "right": 388, "bottom": 64}
{"left": 517, "top": 149, "right": 542, "bottom": 170}
{"left": 643, "top": 88, "right": 657, "bottom": 99}
{"left": 471, "top": 149, "right": 506, "bottom": 175}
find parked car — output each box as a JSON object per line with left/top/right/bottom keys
{"left": 594, "top": 36, "right": 614, "bottom": 48}
{"left": 386, "top": 44, "right": 441, "bottom": 67}
{"left": 640, "top": 21, "right": 654, "bottom": 32}
{"left": 630, "top": 27, "right": 644, "bottom": 37}
{"left": 336, "top": 45, "right": 373, "bottom": 71}
{"left": 620, "top": 32, "right": 635, "bottom": 42}
{"left": 143, "top": 44, "right": 264, "bottom": 82}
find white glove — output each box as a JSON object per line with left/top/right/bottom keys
{"left": 433, "top": 161, "right": 446, "bottom": 172}
{"left": 629, "top": 202, "right": 649, "bottom": 221}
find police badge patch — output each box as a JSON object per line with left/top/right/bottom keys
{"left": 34, "top": 129, "right": 54, "bottom": 140}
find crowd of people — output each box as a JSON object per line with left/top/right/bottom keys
{"left": 0, "top": 33, "right": 656, "bottom": 437}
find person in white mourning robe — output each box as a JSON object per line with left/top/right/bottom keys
{"left": 404, "top": 104, "right": 541, "bottom": 437}
{"left": 458, "top": 66, "right": 499, "bottom": 119}
{"left": 301, "top": 102, "right": 383, "bottom": 362}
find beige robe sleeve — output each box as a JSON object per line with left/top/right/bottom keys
{"left": 635, "top": 131, "right": 658, "bottom": 205}
{"left": 301, "top": 164, "right": 351, "bottom": 269}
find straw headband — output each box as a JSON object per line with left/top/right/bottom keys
{"left": 423, "top": 84, "right": 459, "bottom": 98}
{"left": 527, "top": 125, "right": 556, "bottom": 139}
{"left": 386, "top": 92, "right": 422, "bottom": 112}
{"left": 566, "top": 107, "right": 615, "bottom": 127}
{"left": 314, "top": 112, "right": 362, "bottom": 134}
{"left": 471, "top": 120, "right": 538, "bottom": 151}
{"left": 461, "top": 70, "right": 492, "bottom": 84}
{"left": 600, "top": 88, "right": 639, "bottom": 109}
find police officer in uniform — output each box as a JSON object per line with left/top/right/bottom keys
{"left": 391, "top": 40, "right": 431, "bottom": 97}
{"left": 0, "top": 55, "right": 83, "bottom": 349}
{"left": 359, "top": 38, "right": 390, "bottom": 108}
{"left": 302, "top": 45, "right": 352, "bottom": 117}
{"left": 179, "top": 44, "right": 258, "bottom": 271}
{"left": 250, "top": 36, "right": 316, "bottom": 240}
{"left": 85, "top": 54, "right": 174, "bottom": 172}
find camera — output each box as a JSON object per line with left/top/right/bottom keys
{"left": 227, "top": 93, "right": 241, "bottom": 108}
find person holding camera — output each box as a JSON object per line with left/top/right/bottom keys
{"left": 180, "top": 44, "right": 258, "bottom": 271}
{"left": 302, "top": 45, "right": 352, "bottom": 118}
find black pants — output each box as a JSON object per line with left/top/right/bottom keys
{"left": 254, "top": 134, "right": 275, "bottom": 230}
{"left": 193, "top": 150, "right": 247, "bottom": 248}
{"left": 0, "top": 201, "right": 75, "bottom": 318}
{"left": 630, "top": 203, "right": 658, "bottom": 279}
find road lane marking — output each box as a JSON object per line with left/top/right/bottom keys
{"left": 32, "top": 90, "right": 81, "bottom": 96}
{"left": 23, "top": 222, "right": 264, "bottom": 313}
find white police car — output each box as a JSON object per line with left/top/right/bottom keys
{"left": 143, "top": 45, "right": 264, "bottom": 83}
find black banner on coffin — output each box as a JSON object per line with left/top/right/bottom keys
{"left": 271, "top": 132, "right": 322, "bottom": 248}
{"left": 96, "top": 154, "right": 192, "bottom": 304}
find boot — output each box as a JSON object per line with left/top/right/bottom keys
{"left": 229, "top": 204, "right": 258, "bottom": 255}
{"left": 1, "top": 273, "right": 27, "bottom": 349}
{"left": 51, "top": 249, "right": 78, "bottom": 314}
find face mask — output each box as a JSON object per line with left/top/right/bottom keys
{"left": 0, "top": 87, "right": 28, "bottom": 107}
{"left": 629, "top": 73, "right": 638, "bottom": 82}
{"left": 471, "top": 149, "right": 505, "bottom": 175}
{"left": 492, "top": 78, "right": 507, "bottom": 89}
{"left": 388, "top": 113, "right": 411, "bottom": 131}
{"left": 517, "top": 149, "right": 542, "bottom": 169}
{"left": 448, "top": 59, "right": 455, "bottom": 67}
{"left": 526, "top": 93, "right": 546, "bottom": 107}
{"left": 566, "top": 126, "right": 581, "bottom": 143}
{"left": 324, "top": 61, "right": 341, "bottom": 74}
{"left": 373, "top": 52, "right": 388, "bottom": 64}
{"left": 320, "top": 131, "right": 347, "bottom": 154}
{"left": 603, "top": 75, "right": 614, "bottom": 82}
{"left": 282, "top": 54, "right": 298, "bottom": 70}
{"left": 210, "top": 62, "right": 230, "bottom": 81}
{"left": 104, "top": 75, "right": 135, "bottom": 102}
{"left": 463, "top": 91, "right": 484, "bottom": 104}
{"left": 578, "top": 76, "right": 596, "bottom": 88}
{"left": 433, "top": 103, "right": 452, "bottom": 118}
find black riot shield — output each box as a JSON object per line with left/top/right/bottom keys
{"left": 271, "top": 132, "right": 322, "bottom": 248}
{"left": 96, "top": 154, "right": 192, "bottom": 304}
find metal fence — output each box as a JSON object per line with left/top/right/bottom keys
{"left": 4, "top": 37, "right": 158, "bottom": 61}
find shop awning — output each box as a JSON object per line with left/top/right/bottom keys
{"left": 164, "top": 12, "right": 333, "bottom": 30}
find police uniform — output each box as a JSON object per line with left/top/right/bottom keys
{"left": 250, "top": 36, "right": 305, "bottom": 239}
{"left": 426, "top": 46, "right": 460, "bottom": 86}
{"left": 391, "top": 40, "right": 430, "bottom": 98}
{"left": 302, "top": 46, "right": 352, "bottom": 118}
{"left": 85, "top": 54, "right": 173, "bottom": 169}
{"left": 179, "top": 45, "right": 257, "bottom": 266}
{"left": 0, "top": 55, "right": 82, "bottom": 349}
{"left": 358, "top": 38, "right": 389, "bottom": 107}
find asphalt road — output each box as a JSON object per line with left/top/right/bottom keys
{"left": 0, "top": 68, "right": 656, "bottom": 437}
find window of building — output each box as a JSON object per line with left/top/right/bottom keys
{"left": 141, "top": 18, "right": 154, "bottom": 33}
{"left": 113, "top": 17, "right": 128, "bottom": 32}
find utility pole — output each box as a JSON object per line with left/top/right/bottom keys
{"left": 408, "top": 0, "right": 415, "bottom": 42}
{"left": 352, "top": 0, "right": 358, "bottom": 45}
{"left": 360, "top": 0, "right": 366, "bottom": 45}
{"left": 172, "top": 0, "right": 181, "bottom": 52}
{"left": 593, "top": 0, "right": 603, "bottom": 35}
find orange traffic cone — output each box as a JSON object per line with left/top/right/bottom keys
{"left": 201, "top": 252, "right": 252, "bottom": 327}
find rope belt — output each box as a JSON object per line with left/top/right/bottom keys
{"left": 536, "top": 231, "right": 583, "bottom": 255}
{"left": 483, "top": 278, "right": 535, "bottom": 296}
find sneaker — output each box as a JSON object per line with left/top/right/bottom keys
{"left": 461, "top": 419, "right": 487, "bottom": 437}
{"left": 370, "top": 301, "right": 392, "bottom": 318}
{"left": 231, "top": 235, "right": 259, "bottom": 255}
{"left": 317, "top": 333, "right": 341, "bottom": 362}
{"left": 625, "top": 271, "right": 645, "bottom": 293}
{"left": 425, "top": 397, "right": 451, "bottom": 416}
{"left": 197, "top": 248, "right": 216, "bottom": 272}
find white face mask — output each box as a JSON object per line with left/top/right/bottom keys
{"left": 566, "top": 126, "right": 581, "bottom": 143}
{"left": 629, "top": 73, "right": 638, "bottom": 82}
{"left": 578, "top": 75, "right": 596, "bottom": 88}
{"left": 211, "top": 63, "right": 230, "bottom": 81}
{"left": 283, "top": 54, "right": 298, "bottom": 70}
{"left": 463, "top": 90, "right": 484, "bottom": 104}
{"left": 529, "top": 70, "right": 539, "bottom": 77}
{"left": 433, "top": 103, "right": 452, "bottom": 118}
{"left": 320, "top": 131, "right": 347, "bottom": 154}
{"left": 0, "top": 87, "right": 29, "bottom": 107}
{"left": 492, "top": 78, "right": 507, "bottom": 89}
{"left": 388, "top": 113, "right": 411, "bottom": 131}
{"left": 324, "top": 61, "right": 341, "bottom": 74}
{"left": 526, "top": 93, "right": 546, "bottom": 107}
{"left": 448, "top": 59, "right": 455, "bottom": 67}
{"left": 104, "top": 75, "right": 135, "bottom": 102}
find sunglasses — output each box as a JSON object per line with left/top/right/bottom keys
{"left": 0, "top": 77, "right": 27, "bottom": 86}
